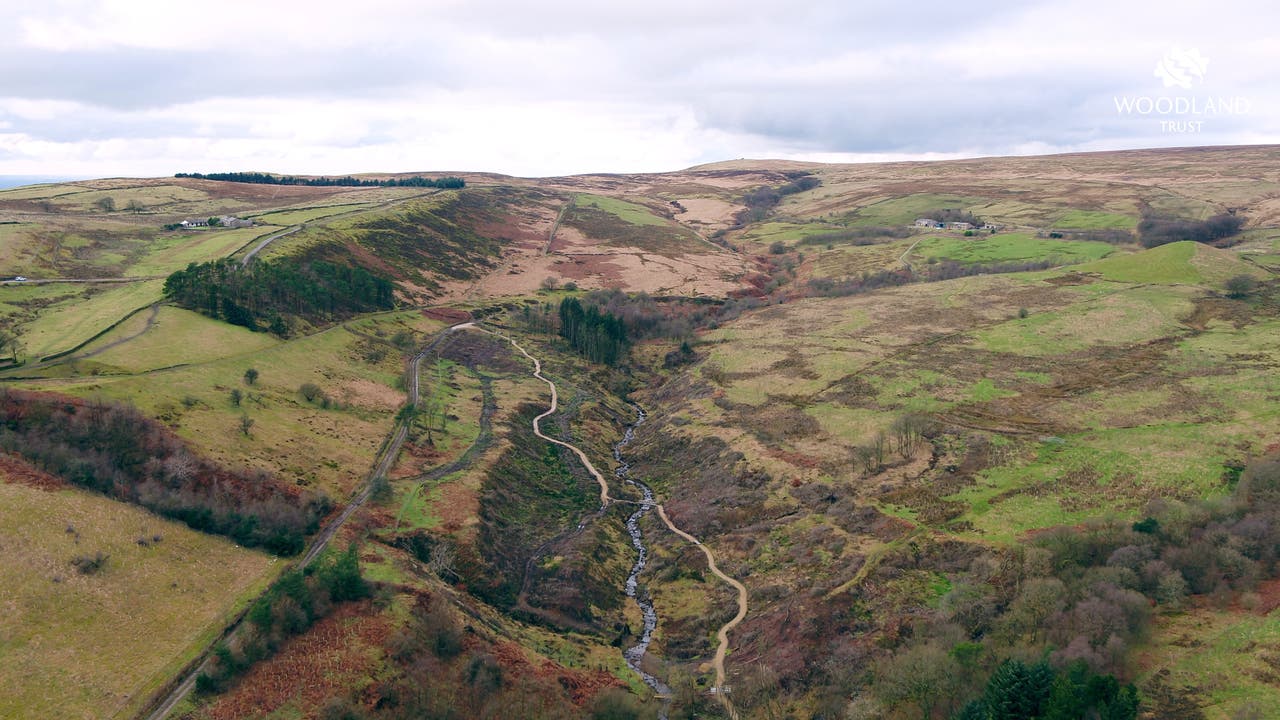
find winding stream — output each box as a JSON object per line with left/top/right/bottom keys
{"left": 614, "top": 405, "right": 672, "bottom": 701}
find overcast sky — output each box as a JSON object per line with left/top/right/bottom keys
{"left": 1, "top": 0, "right": 1277, "bottom": 178}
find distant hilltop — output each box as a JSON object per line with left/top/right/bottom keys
{"left": 174, "top": 171, "right": 465, "bottom": 189}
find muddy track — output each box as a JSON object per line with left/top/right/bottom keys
{"left": 77, "top": 304, "right": 160, "bottom": 359}
{"left": 139, "top": 323, "right": 468, "bottom": 720}
{"left": 467, "top": 324, "right": 746, "bottom": 718}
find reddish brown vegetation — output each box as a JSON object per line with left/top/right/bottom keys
{"left": 199, "top": 600, "right": 392, "bottom": 720}
{"left": 0, "top": 451, "right": 65, "bottom": 490}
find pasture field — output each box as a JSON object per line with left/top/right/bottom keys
{"left": 912, "top": 232, "right": 1116, "bottom": 265}
{"left": 1085, "top": 241, "right": 1271, "bottom": 286}
{"left": 15, "top": 279, "right": 165, "bottom": 360}
{"left": 574, "top": 193, "right": 670, "bottom": 226}
{"left": 734, "top": 221, "right": 848, "bottom": 248}
{"left": 675, "top": 243, "right": 1280, "bottom": 540}
{"left": 0, "top": 183, "right": 88, "bottom": 200}
{"left": 845, "top": 193, "right": 981, "bottom": 226}
{"left": 127, "top": 227, "right": 271, "bottom": 276}
{"left": 0, "top": 282, "right": 81, "bottom": 323}
{"left": 1139, "top": 603, "right": 1280, "bottom": 720}
{"left": 563, "top": 193, "right": 705, "bottom": 255}
{"left": 0, "top": 475, "right": 276, "bottom": 720}
{"left": 48, "top": 184, "right": 210, "bottom": 213}
{"left": 70, "top": 306, "right": 281, "bottom": 373}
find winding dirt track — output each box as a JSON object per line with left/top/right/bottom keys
{"left": 464, "top": 324, "right": 614, "bottom": 508}
{"left": 655, "top": 505, "right": 747, "bottom": 719}
{"left": 466, "top": 324, "right": 746, "bottom": 718}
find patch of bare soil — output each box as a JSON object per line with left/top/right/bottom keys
{"left": 672, "top": 197, "right": 744, "bottom": 230}
{"left": 1182, "top": 295, "right": 1257, "bottom": 330}
{"left": 388, "top": 442, "right": 444, "bottom": 480}
{"left": 422, "top": 307, "right": 472, "bottom": 324}
{"left": 337, "top": 378, "right": 403, "bottom": 412}
{"left": 1043, "top": 272, "right": 1098, "bottom": 286}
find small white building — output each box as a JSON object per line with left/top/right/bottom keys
{"left": 179, "top": 218, "right": 208, "bottom": 228}
{"left": 914, "top": 218, "right": 943, "bottom": 228}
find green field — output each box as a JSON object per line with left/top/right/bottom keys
{"left": 16, "top": 279, "right": 166, "bottom": 360}
{"left": 847, "top": 193, "right": 981, "bottom": 226}
{"left": 0, "top": 183, "right": 90, "bottom": 200}
{"left": 48, "top": 185, "right": 210, "bottom": 213}
{"left": 1142, "top": 610, "right": 1280, "bottom": 719}
{"left": 563, "top": 193, "right": 704, "bottom": 255}
{"left": 127, "top": 227, "right": 270, "bottom": 276}
{"left": 71, "top": 306, "right": 280, "bottom": 373}
{"left": 1079, "top": 241, "right": 1267, "bottom": 285}
{"left": 914, "top": 232, "right": 1116, "bottom": 265}
{"left": 0, "top": 477, "right": 275, "bottom": 720}
{"left": 574, "top": 193, "right": 670, "bottom": 226}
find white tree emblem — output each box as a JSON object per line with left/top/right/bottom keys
{"left": 1154, "top": 47, "right": 1208, "bottom": 89}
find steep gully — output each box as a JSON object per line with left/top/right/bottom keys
{"left": 464, "top": 325, "right": 745, "bottom": 719}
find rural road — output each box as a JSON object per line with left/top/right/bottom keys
{"left": 0, "top": 276, "right": 161, "bottom": 285}
{"left": 141, "top": 322, "right": 468, "bottom": 720}
{"left": 465, "top": 324, "right": 747, "bottom": 717}
{"left": 240, "top": 225, "right": 301, "bottom": 266}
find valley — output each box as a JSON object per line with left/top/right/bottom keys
{"left": 3, "top": 145, "right": 1280, "bottom": 719}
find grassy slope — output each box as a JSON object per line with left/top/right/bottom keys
{"left": 0, "top": 477, "right": 275, "bottom": 720}
{"left": 4, "top": 147, "right": 1280, "bottom": 718}
{"left": 564, "top": 192, "right": 705, "bottom": 255}
{"left": 17, "top": 311, "right": 442, "bottom": 500}
{"left": 915, "top": 232, "right": 1115, "bottom": 265}
{"left": 17, "top": 279, "right": 166, "bottom": 359}
{"left": 641, "top": 233, "right": 1280, "bottom": 714}
{"left": 75, "top": 306, "right": 281, "bottom": 373}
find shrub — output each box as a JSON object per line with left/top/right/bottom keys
{"left": 70, "top": 551, "right": 109, "bottom": 575}
{"left": 1225, "top": 274, "right": 1258, "bottom": 299}
{"left": 299, "top": 383, "right": 323, "bottom": 402}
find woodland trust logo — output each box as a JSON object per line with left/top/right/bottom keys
{"left": 1154, "top": 47, "right": 1208, "bottom": 89}
{"left": 1114, "top": 47, "right": 1251, "bottom": 133}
